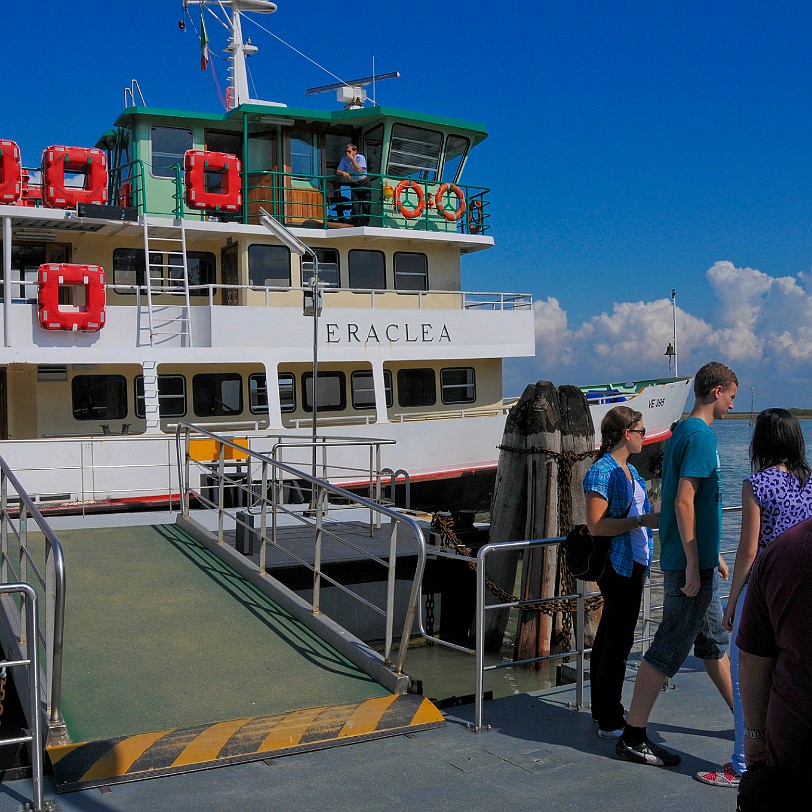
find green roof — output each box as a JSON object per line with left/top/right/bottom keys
{"left": 111, "top": 102, "right": 488, "bottom": 143}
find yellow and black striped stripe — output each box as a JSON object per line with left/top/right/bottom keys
{"left": 47, "top": 694, "right": 444, "bottom": 793}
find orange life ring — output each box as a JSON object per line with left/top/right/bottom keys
{"left": 393, "top": 179, "right": 425, "bottom": 219}
{"left": 38, "top": 264, "right": 106, "bottom": 332}
{"left": 434, "top": 183, "right": 466, "bottom": 221}
{"left": 468, "top": 199, "right": 484, "bottom": 234}
{"left": 184, "top": 150, "right": 242, "bottom": 212}
{"left": 42, "top": 146, "right": 108, "bottom": 209}
{"left": 0, "top": 140, "right": 22, "bottom": 204}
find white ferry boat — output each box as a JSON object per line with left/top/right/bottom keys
{"left": 0, "top": 0, "right": 689, "bottom": 511}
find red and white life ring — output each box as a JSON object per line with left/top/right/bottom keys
{"left": 38, "top": 264, "right": 106, "bottom": 332}
{"left": 434, "top": 183, "right": 466, "bottom": 222}
{"left": 0, "top": 140, "right": 22, "bottom": 204}
{"left": 184, "top": 150, "right": 242, "bottom": 212}
{"left": 393, "top": 179, "right": 426, "bottom": 219}
{"left": 42, "top": 146, "right": 108, "bottom": 209}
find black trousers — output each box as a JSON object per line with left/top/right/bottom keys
{"left": 350, "top": 179, "right": 371, "bottom": 225}
{"left": 590, "top": 559, "right": 646, "bottom": 730}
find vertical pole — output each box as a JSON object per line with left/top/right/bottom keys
{"left": 1, "top": 471, "right": 7, "bottom": 584}
{"left": 384, "top": 521, "right": 398, "bottom": 664}
{"left": 313, "top": 488, "right": 324, "bottom": 614}
{"left": 217, "top": 444, "right": 225, "bottom": 543}
{"left": 671, "top": 288, "right": 678, "bottom": 378}
{"left": 25, "top": 588, "right": 44, "bottom": 812}
{"left": 3, "top": 216, "right": 11, "bottom": 347}
{"left": 474, "top": 546, "right": 487, "bottom": 732}
{"left": 309, "top": 252, "right": 320, "bottom": 508}
{"left": 575, "top": 577, "right": 586, "bottom": 710}
{"left": 259, "top": 461, "right": 268, "bottom": 572}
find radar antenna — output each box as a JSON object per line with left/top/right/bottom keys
{"left": 306, "top": 72, "right": 400, "bottom": 109}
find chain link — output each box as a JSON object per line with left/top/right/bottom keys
{"left": 431, "top": 513, "right": 603, "bottom": 653}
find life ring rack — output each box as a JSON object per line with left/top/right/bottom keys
{"left": 38, "top": 264, "right": 106, "bottom": 332}
{"left": 42, "top": 146, "right": 108, "bottom": 209}
{"left": 392, "top": 179, "right": 425, "bottom": 219}
{"left": 0, "top": 140, "right": 22, "bottom": 204}
{"left": 434, "top": 183, "right": 466, "bottom": 222}
{"left": 184, "top": 150, "right": 242, "bottom": 212}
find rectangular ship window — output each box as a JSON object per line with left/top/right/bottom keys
{"left": 151, "top": 126, "right": 193, "bottom": 178}
{"left": 192, "top": 373, "right": 243, "bottom": 417}
{"left": 302, "top": 372, "right": 346, "bottom": 412}
{"left": 134, "top": 375, "right": 186, "bottom": 418}
{"left": 351, "top": 370, "right": 393, "bottom": 409}
{"left": 441, "top": 367, "right": 476, "bottom": 404}
{"left": 72, "top": 375, "right": 128, "bottom": 421}
{"left": 393, "top": 252, "right": 428, "bottom": 291}
{"left": 397, "top": 368, "right": 436, "bottom": 408}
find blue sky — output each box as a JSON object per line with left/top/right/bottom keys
{"left": 5, "top": 1, "right": 812, "bottom": 407}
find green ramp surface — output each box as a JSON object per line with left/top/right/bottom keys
{"left": 43, "top": 522, "right": 388, "bottom": 743}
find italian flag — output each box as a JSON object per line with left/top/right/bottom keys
{"left": 200, "top": 11, "right": 209, "bottom": 71}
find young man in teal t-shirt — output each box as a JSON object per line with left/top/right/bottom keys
{"left": 616, "top": 361, "right": 738, "bottom": 767}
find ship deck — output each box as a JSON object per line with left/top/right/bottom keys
{"left": 0, "top": 655, "right": 736, "bottom": 811}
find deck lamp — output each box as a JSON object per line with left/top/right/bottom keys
{"left": 260, "top": 208, "right": 322, "bottom": 495}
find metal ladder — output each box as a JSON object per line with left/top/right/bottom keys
{"left": 141, "top": 215, "right": 194, "bottom": 347}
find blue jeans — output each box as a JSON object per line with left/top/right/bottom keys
{"left": 730, "top": 584, "right": 747, "bottom": 775}
{"left": 643, "top": 568, "right": 728, "bottom": 678}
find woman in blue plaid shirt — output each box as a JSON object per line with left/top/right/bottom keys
{"left": 584, "top": 405, "right": 659, "bottom": 739}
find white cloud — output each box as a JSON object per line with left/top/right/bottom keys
{"left": 519, "top": 261, "right": 812, "bottom": 402}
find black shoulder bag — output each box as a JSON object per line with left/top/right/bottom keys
{"left": 563, "top": 499, "right": 633, "bottom": 582}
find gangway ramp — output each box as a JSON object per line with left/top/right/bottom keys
{"left": 33, "top": 522, "right": 441, "bottom": 792}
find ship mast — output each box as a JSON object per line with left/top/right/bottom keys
{"left": 185, "top": 0, "right": 283, "bottom": 109}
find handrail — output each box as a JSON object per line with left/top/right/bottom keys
{"left": 0, "top": 457, "right": 67, "bottom": 746}
{"left": 175, "top": 422, "right": 426, "bottom": 673}
{"left": 425, "top": 503, "right": 745, "bottom": 732}
{"left": 0, "top": 583, "right": 45, "bottom": 811}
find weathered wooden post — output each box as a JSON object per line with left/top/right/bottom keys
{"left": 485, "top": 381, "right": 559, "bottom": 651}
{"left": 557, "top": 385, "right": 600, "bottom": 647}
{"left": 515, "top": 381, "right": 560, "bottom": 663}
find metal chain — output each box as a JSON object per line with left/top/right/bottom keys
{"left": 0, "top": 674, "right": 6, "bottom": 728}
{"left": 425, "top": 592, "right": 435, "bottom": 638}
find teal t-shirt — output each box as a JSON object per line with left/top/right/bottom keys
{"left": 658, "top": 417, "right": 722, "bottom": 571}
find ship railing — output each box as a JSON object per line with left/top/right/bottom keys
{"left": 108, "top": 281, "right": 531, "bottom": 313}
{"left": 0, "top": 584, "right": 45, "bottom": 811}
{"left": 176, "top": 423, "right": 425, "bottom": 671}
{"left": 0, "top": 456, "right": 67, "bottom": 755}
{"left": 392, "top": 404, "right": 512, "bottom": 423}
{"left": 160, "top": 167, "right": 491, "bottom": 234}
{"left": 428, "top": 504, "right": 745, "bottom": 732}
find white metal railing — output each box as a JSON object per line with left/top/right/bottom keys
{"left": 175, "top": 423, "right": 425, "bottom": 671}
{"left": 0, "top": 583, "right": 45, "bottom": 811}
{"left": 105, "top": 282, "right": 532, "bottom": 312}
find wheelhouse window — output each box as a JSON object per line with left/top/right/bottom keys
{"left": 352, "top": 370, "right": 392, "bottom": 410}
{"left": 348, "top": 250, "right": 385, "bottom": 289}
{"left": 290, "top": 131, "right": 321, "bottom": 185}
{"left": 302, "top": 248, "right": 340, "bottom": 288}
{"left": 7, "top": 242, "right": 71, "bottom": 300}
{"left": 192, "top": 373, "right": 242, "bottom": 417}
{"left": 441, "top": 367, "right": 476, "bottom": 404}
{"left": 151, "top": 126, "right": 193, "bottom": 178}
{"left": 387, "top": 124, "right": 443, "bottom": 181}
{"left": 248, "top": 245, "right": 291, "bottom": 287}
{"left": 134, "top": 375, "right": 186, "bottom": 418}
{"left": 441, "top": 135, "right": 470, "bottom": 183}
{"left": 302, "top": 372, "right": 346, "bottom": 413}
{"left": 393, "top": 252, "right": 428, "bottom": 291}
{"left": 397, "top": 369, "right": 436, "bottom": 408}
{"left": 248, "top": 373, "right": 268, "bottom": 414}
{"left": 113, "top": 248, "right": 161, "bottom": 287}
{"left": 72, "top": 375, "right": 128, "bottom": 421}
{"left": 169, "top": 252, "right": 216, "bottom": 294}
{"left": 363, "top": 125, "right": 384, "bottom": 175}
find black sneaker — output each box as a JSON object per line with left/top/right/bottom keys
{"left": 616, "top": 736, "right": 681, "bottom": 766}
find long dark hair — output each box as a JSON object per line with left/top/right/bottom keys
{"left": 750, "top": 408, "right": 811, "bottom": 488}
{"left": 597, "top": 406, "right": 643, "bottom": 459}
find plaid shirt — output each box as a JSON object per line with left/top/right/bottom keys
{"left": 582, "top": 453, "right": 653, "bottom": 576}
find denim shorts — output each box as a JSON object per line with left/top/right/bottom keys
{"left": 643, "top": 568, "right": 728, "bottom": 678}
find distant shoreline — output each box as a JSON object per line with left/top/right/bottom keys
{"left": 681, "top": 413, "right": 812, "bottom": 420}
